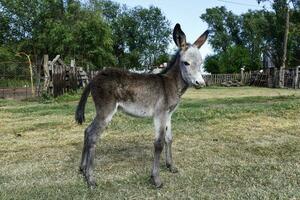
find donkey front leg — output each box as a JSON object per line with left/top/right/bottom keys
{"left": 151, "top": 115, "right": 167, "bottom": 188}
{"left": 165, "top": 115, "right": 178, "bottom": 173}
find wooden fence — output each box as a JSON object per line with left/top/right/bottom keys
{"left": 203, "top": 67, "right": 300, "bottom": 89}
{"left": 43, "top": 65, "right": 300, "bottom": 97}
{"left": 41, "top": 55, "right": 79, "bottom": 97}
{"left": 3, "top": 56, "right": 299, "bottom": 100}
{"left": 203, "top": 72, "right": 252, "bottom": 86}
{"left": 249, "top": 67, "right": 300, "bottom": 88}
{"left": 40, "top": 55, "right": 88, "bottom": 97}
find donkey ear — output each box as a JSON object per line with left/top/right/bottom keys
{"left": 173, "top": 24, "right": 187, "bottom": 49}
{"left": 193, "top": 30, "right": 209, "bottom": 49}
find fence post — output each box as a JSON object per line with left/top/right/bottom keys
{"left": 43, "top": 55, "right": 49, "bottom": 91}
{"left": 241, "top": 67, "right": 245, "bottom": 85}
{"left": 279, "top": 67, "right": 285, "bottom": 88}
{"left": 70, "top": 60, "right": 75, "bottom": 76}
{"left": 295, "top": 66, "right": 299, "bottom": 89}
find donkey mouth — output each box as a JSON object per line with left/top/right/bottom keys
{"left": 194, "top": 82, "right": 206, "bottom": 89}
{"left": 194, "top": 85, "right": 205, "bottom": 89}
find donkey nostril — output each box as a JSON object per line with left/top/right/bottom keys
{"left": 195, "top": 81, "right": 200, "bottom": 85}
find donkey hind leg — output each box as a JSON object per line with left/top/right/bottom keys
{"left": 151, "top": 115, "right": 167, "bottom": 188}
{"left": 79, "top": 118, "right": 102, "bottom": 174}
{"left": 79, "top": 125, "right": 90, "bottom": 173}
{"left": 164, "top": 116, "right": 178, "bottom": 173}
{"left": 80, "top": 104, "right": 117, "bottom": 188}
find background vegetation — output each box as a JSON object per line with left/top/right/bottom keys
{"left": 1, "top": 0, "right": 299, "bottom": 74}
{"left": 0, "top": 0, "right": 171, "bottom": 70}
{"left": 201, "top": 0, "right": 300, "bottom": 73}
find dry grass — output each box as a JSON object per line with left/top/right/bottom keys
{"left": 0, "top": 87, "right": 300, "bottom": 199}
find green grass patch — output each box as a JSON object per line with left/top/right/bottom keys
{"left": 0, "top": 87, "right": 300, "bottom": 199}
{"left": 0, "top": 79, "right": 31, "bottom": 87}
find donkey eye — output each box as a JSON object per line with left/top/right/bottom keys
{"left": 183, "top": 61, "right": 190, "bottom": 66}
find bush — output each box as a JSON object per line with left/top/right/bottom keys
{"left": 203, "top": 45, "right": 261, "bottom": 74}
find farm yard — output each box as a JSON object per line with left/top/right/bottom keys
{"left": 0, "top": 87, "right": 300, "bottom": 199}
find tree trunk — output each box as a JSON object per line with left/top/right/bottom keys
{"left": 279, "top": 5, "right": 289, "bottom": 88}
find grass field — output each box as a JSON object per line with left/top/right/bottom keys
{"left": 0, "top": 87, "right": 300, "bottom": 199}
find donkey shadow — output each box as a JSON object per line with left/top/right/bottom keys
{"left": 71, "top": 132, "right": 153, "bottom": 170}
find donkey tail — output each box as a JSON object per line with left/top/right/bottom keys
{"left": 75, "top": 82, "right": 91, "bottom": 125}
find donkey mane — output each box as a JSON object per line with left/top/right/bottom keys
{"left": 159, "top": 50, "right": 180, "bottom": 75}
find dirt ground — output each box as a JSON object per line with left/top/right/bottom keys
{"left": 0, "top": 87, "right": 34, "bottom": 99}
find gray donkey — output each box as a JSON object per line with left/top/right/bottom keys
{"left": 75, "top": 23, "right": 209, "bottom": 188}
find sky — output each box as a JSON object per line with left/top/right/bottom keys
{"left": 113, "top": 0, "right": 271, "bottom": 58}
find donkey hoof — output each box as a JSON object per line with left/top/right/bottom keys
{"left": 79, "top": 166, "right": 85, "bottom": 174}
{"left": 155, "top": 182, "right": 163, "bottom": 188}
{"left": 151, "top": 176, "right": 163, "bottom": 188}
{"left": 169, "top": 166, "right": 179, "bottom": 173}
{"left": 166, "top": 164, "right": 179, "bottom": 173}
{"left": 84, "top": 175, "right": 97, "bottom": 189}
{"left": 87, "top": 179, "right": 97, "bottom": 189}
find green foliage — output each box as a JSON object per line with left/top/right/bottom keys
{"left": 0, "top": 46, "right": 14, "bottom": 61}
{"left": 0, "top": 79, "right": 30, "bottom": 87}
{"left": 201, "top": 7, "right": 258, "bottom": 73}
{"left": 200, "top": 6, "right": 242, "bottom": 53}
{"left": 255, "top": 0, "right": 300, "bottom": 68}
{"left": 90, "top": 1, "right": 172, "bottom": 69}
{"left": 39, "top": 90, "right": 81, "bottom": 104}
{"left": 218, "top": 46, "right": 252, "bottom": 73}
{"left": 0, "top": 0, "right": 116, "bottom": 69}
{"left": 0, "top": 0, "right": 171, "bottom": 70}
{"left": 153, "top": 53, "right": 170, "bottom": 66}
{"left": 123, "top": 6, "right": 171, "bottom": 68}
{"left": 201, "top": 2, "right": 300, "bottom": 73}
{"left": 204, "top": 46, "right": 253, "bottom": 73}
{"left": 289, "top": 6, "right": 300, "bottom": 66}
{"left": 203, "top": 54, "right": 221, "bottom": 74}
{"left": 241, "top": 10, "right": 269, "bottom": 68}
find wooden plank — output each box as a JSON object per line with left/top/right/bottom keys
{"left": 295, "top": 66, "right": 299, "bottom": 89}
{"left": 43, "top": 55, "right": 49, "bottom": 91}
{"left": 70, "top": 59, "right": 76, "bottom": 74}
{"left": 57, "top": 58, "right": 67, "bottom": 67}
{"left": 50, "top": 55, "right": 60, "bottom": 65}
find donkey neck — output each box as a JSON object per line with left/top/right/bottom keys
{"left": 164, "top": 55, "right": 188, "bottom": 97}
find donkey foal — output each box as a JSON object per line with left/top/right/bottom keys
{"left": 75, "top": 23, "right": 209, "bottom": 188}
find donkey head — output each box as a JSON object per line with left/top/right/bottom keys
{"left": 173, "top": 24, "right": 209, "bottom": 87}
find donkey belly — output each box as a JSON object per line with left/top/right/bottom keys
{"left": 118, "top": 102, "right": 154, "bottom": 117}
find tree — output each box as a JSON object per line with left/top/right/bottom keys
{"left": 201, "top": 7, "right": 257, "bottom": 73}
{"left": 89, "top": 0, "right": 172, "bottom": 69}
{"left": 0, "top": 0, "right": 115, "bottom": 69}
{"left": 289, "top": 8, "right": 300, "bottom": 66}
{"left": 257, "top": 0, "right": 300, "bottom": 68}
{"left": 1, "top": 0, "right": 172, "bottom": 70}
{"left": 124, "top": 6, "right": 171, "bottom": 69}
{"left": 0, "top": 10, "right": 10, "bottom": 44}
{"left": 201, "top": 2, "right": 300, "bottom": 73}
{"left": 204, "top": 46, "right": 252, "bottom": 74}
{"left": 241, "top": 10, "right": 269, "bottom": 68}
{"left": 200, "top": 6, "right": 242, "bottom": 53}
{"left": 203, "top": 54, "right": 221, "bottom": 74}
